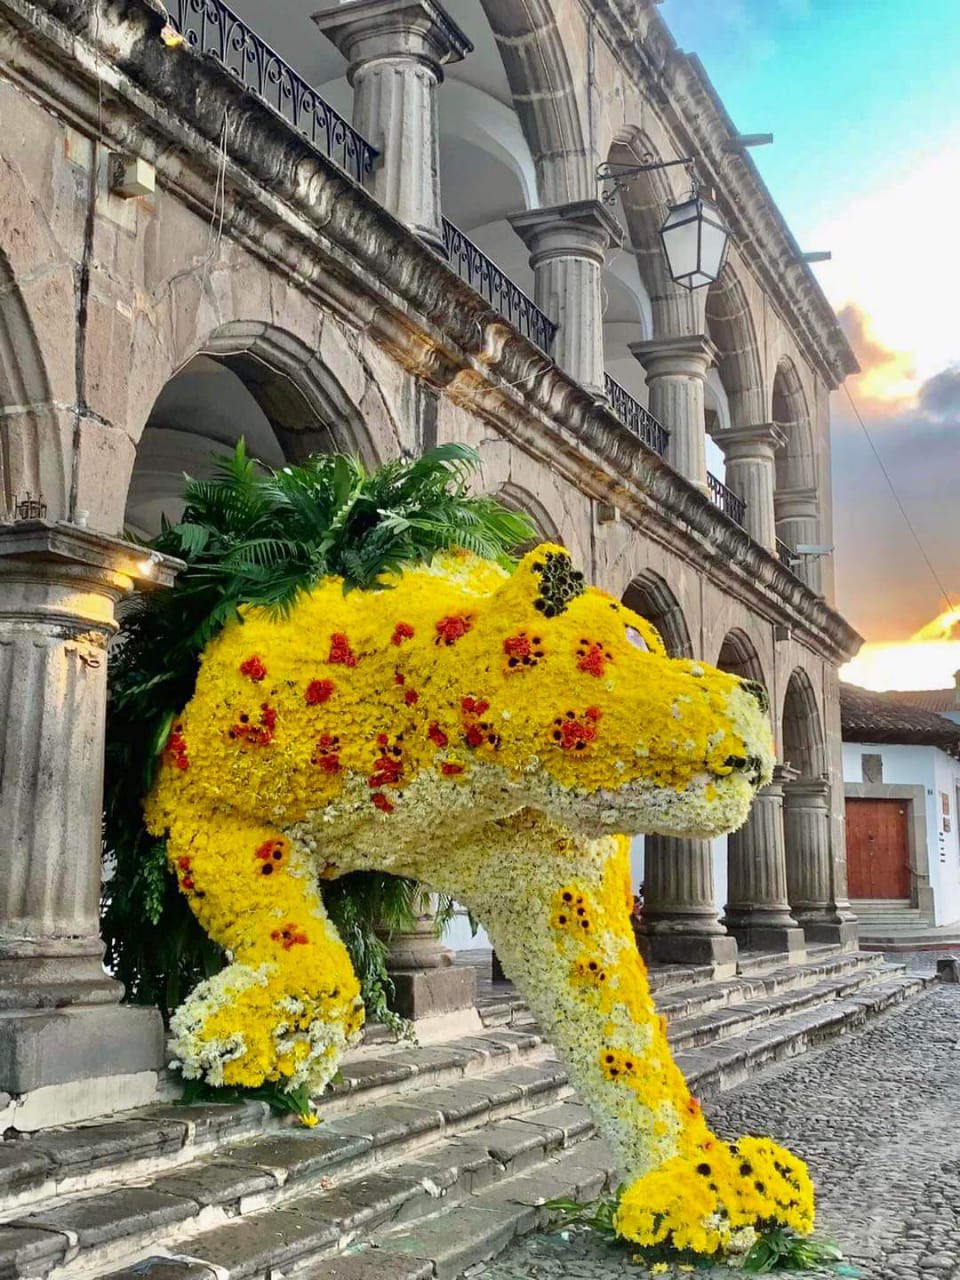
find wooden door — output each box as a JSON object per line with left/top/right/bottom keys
{"left": 846, "top": 798, "right": 911, "bottom": 899}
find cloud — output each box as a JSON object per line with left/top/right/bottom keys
{"left": 837, "top": 304, "right": 917, "bottom": 411}
{"left": 917, "top": 364, "right": 960, "bottom": 422}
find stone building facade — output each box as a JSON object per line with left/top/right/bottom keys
{"left": 0, "top": 0, "right": 861, "bottom": 1122}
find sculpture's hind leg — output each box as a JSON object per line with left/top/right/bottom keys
{"left": 159, "top": 806, "right": 363, "bottom": 1104}
{"left": 425, "top": 810, "right": 814, "bottom": 1251}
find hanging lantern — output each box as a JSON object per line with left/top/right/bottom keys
{"left": 659, "top": 192, "right": 730, "bottom": 289}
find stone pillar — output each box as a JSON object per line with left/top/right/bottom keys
{"left": 715, "top": 424, "right": 786, "bottom": 552}
{"left": 382, "top": 890, "right": 476, "bottom": 1021}
{"left": 723, "top": 769, "right": 806, "bottom": 956}
{"left": 313, "top": 0, "right": 471, "bottom": 250}
{"left": 636, "top": 835, "right": 737, "bottom": 973}
{"left": 629, "top": 335, "right": 716, "bottom": 492}
{"left": 0, "top": 522, "right": 178, "bottom": 1124}
{"left": 508, "top": 201, "right": 623, "bottom": 396}
{"left": 783, "top": 778, "right": 858, "bottom": 949}
{"left": 775, "top": 487, "right": 821, "bottom": 591}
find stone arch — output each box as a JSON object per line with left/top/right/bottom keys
{"left": 622, "top": 571, "right": 693, "bottom": 659}
{"left": 479, "top": 0, "right": 592, "bottom": 205}
{"left": 781, "top": 667, "right": 826, "bottom": 780}
{"left": 705, "top": 268, "right": 766, "bottom": 429}
{"left": 0, "top": 248, "right": 63, "bottom": 520}
{"left": 772, "top": 356, "right": 820, "bottom": 587}
{"left": 124, "top": 322, "right": 387, "bottom": 537}
{"left": 493, "top": 480, "right": 562, "bottom": 546}
{"left": 716, "top": 628, "right": 766, "bottom": 688}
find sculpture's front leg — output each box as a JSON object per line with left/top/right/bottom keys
{"left": 427, "top": 811, "right": 814, "bottom": 1253}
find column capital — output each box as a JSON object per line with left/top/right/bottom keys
{"left": 508, "top": 200, "right": 624, "bottom": 266}
{"left": 715, "top": 422, "right": 787, "bottom": 461}
{"left": 775, "top": 485, "right": 819, "bottom": 520}
{"left": 312, "top": 0, "right": 472, "bottom": 78}
{"left": 782, "top": 776, "right": 831, "bottom": 805}
{"left": 629, "top": 333, "right": 717, "bottom": 378}
{"left": 0, "top": 521, "right": 181, "bottom": 634}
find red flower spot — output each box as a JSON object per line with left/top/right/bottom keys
{"left": 181, "top": 876, "right": 195, "bottom": 891}
{"left": 328, "top": 633, "right": 358, "bottom": 667}
{"left": 391, "top": 622, "right": 415, "bottom": 645}
{"left": 559, "top": 719, "right": 598, "bottom": 751}
{"left": 316, "top": 753, "right": 340, "bottom": 773}
{"left": 260, "top": 704, "right": 277, "bottom": 732}
{"left": 371, "top": 792, "right": 395, "bottom": 813}
{"left": 585, "top": 706, "right": 602, "bottom": 721}
{"left": 428, "top": 722, "right": 448, "bottom": 748}
{"left": 441, "top": 762, "right": 464, "bottom": 776}
{"left": 369, "top": 753, "right": 403, "bottom": 788}
{"left": 305, "top": 679, "right": 334, "bottom": 705}
{"left": 271, "top": 923, "right": 309, "bottom": 950}
{"left": 461, "top": 696, "right": 490, "bottom": 716}
{"left": 404, "top": 688, "right": 419, "bottom": 705}
{"left": 578, "top": 644, "right": 607, "bottom": 678}
{"left": 377, "top": 733, "right": 389, "bottom": 747}
{"left": 164, "top": 728, "right": 190, "bottom": 771}
{"left": 239, "top": 655, "right": 267, "bottom": 681}
{"left": 232, "top": 703, "right": 277, "bottom": 747}
{"left": 177, "top": 856, "right": 191, "bottom": 871}
{"left": 435, "top": 615, "right": 472, "bottom": 646}
{"left": 394, "top": 671, "right": 406, "bottom": 685}
{"left": 255, "top": 841, "right": 274, "bottom": 861}
{"left": 464, "top": 725, "right": 485, "bottom": 749}
{"left": 503, "top": 633, "right": 531, "bottom": 659}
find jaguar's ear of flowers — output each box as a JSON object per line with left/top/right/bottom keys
{"left": 485, "top": 543, "right": 585, "bottom": 624}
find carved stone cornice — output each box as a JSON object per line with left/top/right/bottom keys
{"left": 0, "top": 0, "right": 862, "bottom": 665}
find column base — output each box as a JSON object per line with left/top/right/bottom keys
{"left": 0, "top": 1003, "right": 165, "bottom": 1128}
{"left": 725, "top": 920, "right": 807, "bottom": 957}
{"left": 389, "top": 964, "right": 477, "bottom": 1021}
{"left": 637, "top": 930, "right": 738, "bottom": 972}
{"left": 801, "top": 919, "right": 860, "bottom": 951}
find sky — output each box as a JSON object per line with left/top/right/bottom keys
{"left": 662, "top": 0, "right": 960, "bottom": 689}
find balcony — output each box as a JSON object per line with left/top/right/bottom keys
{"left": 707, "top": 472, "right": 746, "bottom": 527}
{"left": 777, "top": 537, "right": 799, "bottom": 570}
{"left": 168, "top": 0, "right": 377, "bottom": 186}
{"left": 441, "top": 220, "right": 557, "bottom": 356}
{"left": 603, "top": 375, "right": 670, "bottom": 456}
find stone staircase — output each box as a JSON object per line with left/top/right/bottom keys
{"left": 0, "top": 949, "right": 932, "bottom": 1280}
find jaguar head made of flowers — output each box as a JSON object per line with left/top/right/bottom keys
{"left": 146, "top": 544, "right": 809, "bottom": 1259}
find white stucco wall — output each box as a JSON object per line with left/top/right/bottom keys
{"left": 843, "top": 741, "right": 960, "bottom": 925}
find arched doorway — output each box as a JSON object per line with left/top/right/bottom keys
{"left": 717, "top": 629, "right": 766, "bottom": 685}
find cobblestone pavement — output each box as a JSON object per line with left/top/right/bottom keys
{"left": 481, "top": 979, "right": 960, "bottom": 1280}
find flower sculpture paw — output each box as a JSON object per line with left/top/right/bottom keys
{"left": 144, "top": 543, "right": 810, "bottom": 1258}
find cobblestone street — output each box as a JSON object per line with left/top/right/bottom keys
{"left": 482, "top": 961, "right": 960, "bottom": 1280}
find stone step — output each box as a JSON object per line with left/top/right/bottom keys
{"left": 92, "top": 971, "right": 933, "bottom": 1280}
{"left": 92, "top": 1100, "right": 601, "bottom": 1280}
{"left": 0, "top": 1027, "right": 552, "bottom": 1218}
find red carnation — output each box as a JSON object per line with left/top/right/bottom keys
{"left": 428, "top": 722, "right": 448, "bottom": 748}
{"left": 305, "top": 679, "right": 335, "bottom": 705}
{"left": 404, "top": 688, "right": 419, "bottom": 705}
{"left": 240, "top": 655, "right": 267, "bottom": 682}
{"left": 435, "top": 615, "right": 472, "bottom": 646}
{"left": 328, "top": 633, "right": 358, "bottom": 667}
{"left": 441, "top": 762, "right": 464, "bottom": 776}
{"left": 371, "top": 792, "right": 395, "bottom": 813}
{"left": 391, "top": 622, "right": 415, "bottom": 645}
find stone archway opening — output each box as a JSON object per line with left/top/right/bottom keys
{"left": 772, "top": 357, "right": 820, "bottom": 590}
{"left": 717, "top": 628, "right": 766, "bottom": 686}
{"left": 125, "top": 324, "right": 378, "bottom": 537}
{"left": 622, "top": 571, "right": 693, "bottom": 660}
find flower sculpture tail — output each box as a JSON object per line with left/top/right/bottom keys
{"left": 155, "top": 794, "right": 364, "bottom": 1097}
{"left": 431, "top": 810, "right": 814, "bottom": 1254}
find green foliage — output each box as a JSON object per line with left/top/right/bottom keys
{"left": 101, "top": 442, "right": 534, "bottom": 1028}
{"left": 742, "top": 1227, "right": 845, "bottom": 1273}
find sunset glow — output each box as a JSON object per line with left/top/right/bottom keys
{"left": 841, "top": 608, "right": 960, "bottom": 691}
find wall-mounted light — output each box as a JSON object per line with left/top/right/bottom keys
{"left": 596, "top": 157, "right": 731, "bottom": 290}
{"left": 137, "top": 550, "right": 162, "bottom": 577}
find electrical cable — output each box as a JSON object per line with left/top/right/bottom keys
{"left": 842, "top": 380, "right": 955, "bottom": 615}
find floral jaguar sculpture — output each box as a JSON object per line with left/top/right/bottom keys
{"left": 144, "top": 537, "right": 814, "bottom": 1258}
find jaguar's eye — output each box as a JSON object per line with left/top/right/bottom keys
{"left": 625, "top": 626, "right": 649, "bottom": 653}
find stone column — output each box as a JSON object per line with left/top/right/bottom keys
{"left": 382, "top": 890, "right": 476, "bottom": 1021}
{"left": 636, "top": 835, "right": 737, "bottom": 973}
{"left": 0, "top": 522, "right": 178, "bottom": 1122}
{"left": 508, "top": 201, "right": 623, "bottom": 396}
{"left": 775, "top": 487, "right": 821, "bottom": 591}
{"left": 715, "top": 424, "right": 786, "bottom": 552}
{"left": 783, "top": 778, "right": 858, "bottom": 948}
{"left": 313, "top": 0, "right": 471, "bottom": 250}
{"left": 629, "top": 335, "right": 716, "bottom": 492}
{"left": 723, "top": 768, "right": 806, "bottom": 956}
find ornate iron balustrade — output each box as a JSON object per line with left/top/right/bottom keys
{"left": 441, "top": 219, "right": 557, "bottom": 355}
{"left": 707, "top": 472, "right": 746, "bottom": 527}
{"left": 603, "top": 375, "right": 670, "bottom": 456}
{"left": 169, "top": 0, "right": 377, "bottom": 186}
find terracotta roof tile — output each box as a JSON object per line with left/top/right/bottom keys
{"left": 840, "top": 684, "right": 960, "bottom": 756}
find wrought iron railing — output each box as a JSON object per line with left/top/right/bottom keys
{"left": 603, "top": 375, "right": 670, "bottom": 456}
{"left": 776, "top": 537, "right": 798, "bottom": 568}
{"left": 169, "top": 0, "right": 378, "bottom": 186}
{"left": 441, "top": 219, "right": 557, "bottom": 355}
{"left": 707, "top": 472, "right": 746, "bottom": 526}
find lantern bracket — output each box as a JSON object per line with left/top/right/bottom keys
{"left": 595, "top": 155, "right": 696, "bottom": 206}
